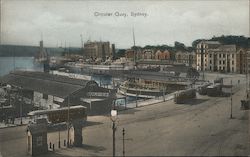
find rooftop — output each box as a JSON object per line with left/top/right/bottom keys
{"left": 0, "top": 71, "right": 98, "bottom": 98}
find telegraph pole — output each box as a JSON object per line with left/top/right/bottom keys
{"left": 230, "top": 80, "right": 233, "bottom": 119}
{"left": 112, "top": 121, "right": 116, "bottom": 157}
{"left": 19, "top": 87, "right": 23, "bottom": 125}
{"left": 67, "top": 95, "right": 70, "bottom": 147}
{"left": 132, "top": 27, "right": 137, "bottom": 67}
{"left": 136, "top": 91, "right": 138, "bottom": 107}
{"left": 58, "top": 126, "right": 61, "bottom": 148}
{"left": 163, "top": 87, "right": 166, "bottom": 102}
{"left": 122, "top": 128, "right": 125, "bottom": 157}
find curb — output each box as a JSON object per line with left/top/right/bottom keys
{"left": 0, "top": 124, "right": 27, "bottom": 129}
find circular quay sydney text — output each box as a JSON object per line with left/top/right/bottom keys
{"left": 94, "top": 11, "right": 149, "bottom": 18}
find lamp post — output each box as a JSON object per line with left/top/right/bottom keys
{"left": 110, "top": 109, "right": 118, "bottom": 157}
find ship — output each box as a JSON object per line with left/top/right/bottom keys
{"left": 118, "top": 71, "right": 191, "bottom": 98}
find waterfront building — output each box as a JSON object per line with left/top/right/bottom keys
{"left": 196, "top": 40, "right": 247, "bottom": 74}
{"left": 35, "top": 40, "right": 48, "bottom": 62}
{"left": 83, "top": 41, "right": 111, "bottom": 60}
{"left": 175, "top": 51, "right": 196, "bottom": 67}
{"left": 142, "top": 49, "right": 154, "bottom": 60}
{"left": 125, "top": 49, "right": 136, "bottom": 60}
{"left": 0, "top": 71, "right": 115, "bottom": 115}
{"left": 236, "top": 48, "right": 248, "bottom": 74}
{"left": 155, "top": 50, "right": 170, "bottom": 60}
{"left": 111, "top": 44, "right": 116, "bottom": 60}
{"left": 247, "top": 49, "right": 250, "bottom": 74}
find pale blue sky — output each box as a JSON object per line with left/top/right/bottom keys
{"left": 1, "top": 0, "right": 249, "bottom": 48}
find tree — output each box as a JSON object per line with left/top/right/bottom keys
{"left": 174, "top": 41, "right": 186, "bottom": 51}
{"left": 116, "top": 49, "right": 126, "bottom": 58}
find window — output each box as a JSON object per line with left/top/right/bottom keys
{"left": 232, "top": 61, "right": 234, "bottom": 65}
{"left": 232, "top": 54, "right": 234, "bottom": 58}
{"left": 210, "top": 66, "right": 212, "bottom": 70}
{"left": 210, "top": 54, "right": 212, "bottom": 58}
{"left": 232, "top": 67, "right": 234, "bottom": 72}
{"left": 219, "top": 61, "right": 221, "bottom": 64}
{"left": 37, "top": 136, "right": 43, "bottom": 146}
{"left": 43, "top": 94, "right": 48, "bottom": 99}
{"left": 210, "top": 60, "right": 212, "bottom": 64}
{"left": 223, "top": 54, "right": 225, "bottom": 58}
{"left": 219, "top": 54, "right": 221, "bottom": 58}
{"left": 223, "top": 61, "right": 225, "bottom": 64}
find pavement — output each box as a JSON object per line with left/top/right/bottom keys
{"left": 0, "top": 72, "right": 249, "bottom": 156}
{"left": 0, "top": 117, "right": 30, "bottom": 129}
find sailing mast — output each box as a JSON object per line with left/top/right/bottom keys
{"left": 133, "top": 27, "right": 136, "bottom": 65}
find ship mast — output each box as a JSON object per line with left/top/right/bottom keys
{"left": 132, "top": 27, "right": 136, "bottom": 65}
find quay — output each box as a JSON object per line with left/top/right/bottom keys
{"left": 0, "top": 72, "right": 249, "bottom": 157}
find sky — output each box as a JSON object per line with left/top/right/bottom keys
{"left": 0, "top": 0, "right": 249, "bottom": 48}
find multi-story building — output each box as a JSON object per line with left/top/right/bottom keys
{"left": 142, "top": 49, "right": 154, "bottom": 60}
{"left": 155, "top": 50, "right": 170, "bottom": 60}
{"left": 125, "top": 49, "right": 135, "bottom": 60}
{"left": 196, "top": 40, "right": 247, "bottom": 74}
{"left": 247, "top": 49, "right": 250, "bottom": 74}
{"left": 196, "top": 41, "right": 221, "bottom": 71}
{"left": 83, "top": 41, "right": 111, "bottom": 60}
{"left": 175, "top": 51, "right": 196, "bottom": 67}
{"left": 236, "top": 48, "right": 248, "bottom": 74}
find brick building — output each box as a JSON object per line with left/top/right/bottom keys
{"left": 175, "top": 51, "right": 196, "bottom": 67}
{"left": 83, "top": 41, "right": 111, "bottom": 60}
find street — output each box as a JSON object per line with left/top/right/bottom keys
{"left": 0, "top": 73, "right": 249, "bottom": 156}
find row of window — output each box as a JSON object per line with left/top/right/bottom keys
{"left": 197, "top": 59, "right": 234, "bottom": 65}
{"left": 197, "top": 54, "right": 234, "bottom": 58}
{"left": 205, "top": 66, "right": 234, "bottom": 72}
{"left": 218, "top": 60, "right": 234, "bottom": 65}
{"left": 203, "top": 66, "right": 235, "bottom": 72}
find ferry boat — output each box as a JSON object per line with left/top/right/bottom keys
{"left": 118, "top": 76, "right": 191, "bottom": 98}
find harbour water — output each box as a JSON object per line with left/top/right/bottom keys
{"left": 0, "top": 57, "right": 112, "bottom": 84}
{"left": 0, "top": 57, "right": 44, "bottom": 76}
{"left": 0, "top": 57, "right": 142, "bottom": 105}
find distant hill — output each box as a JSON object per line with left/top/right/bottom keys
{"left": 192, "top": 35, "right": 250, "bottom": 48}
{"left": 0, "top": 45, "right": 81, "bottom": 57}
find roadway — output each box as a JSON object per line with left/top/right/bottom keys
{"left": 0, "top": 73, "right": 249, "bottom": 156}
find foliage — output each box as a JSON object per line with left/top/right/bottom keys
{"left": 192, "top": 39, "right": 204, "bottom": 48}
{"left": 174, "top": 41, "right": 186, "bottom": 51}
{"left": 192, "top": 35, "right": 249, "bottom": 48}
{"left": 116, "top": 49, "right": 126, "bottom": 58}
{"left": 209, "top": 35, "right": 249, "bottom": 48}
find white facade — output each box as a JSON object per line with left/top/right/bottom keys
{"left": 196, "top": 41, "right": 237, "bottom": 73}
{"left": 33, "top": 91, "right": 62, "bottom": 109}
